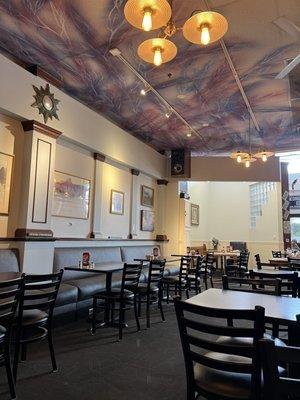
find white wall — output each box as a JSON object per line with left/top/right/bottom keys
{"left": 188, "top": 181, "right": 283, "bottom": 264}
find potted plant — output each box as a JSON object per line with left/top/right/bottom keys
{"left": 212, "top": 237, "right": 219, "bottom": 250}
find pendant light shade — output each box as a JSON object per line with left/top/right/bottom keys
{"left": 138, "top": 38, "right": 177, "bottom": 65}
{"left": 254, "top": 150, "right": 274, "bottom": 162}
{"left": 124, "top": 0, "right": 171, "bottom": 31}
{"left": 230, "top": 151, "right": 248, "bottom": 163}
{"left": 183, "top": 11, "right": 228, "bottom": 45}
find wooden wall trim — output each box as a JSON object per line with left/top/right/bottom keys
{"left": 21, "top": 120, "right": 62, "bottom": 139}
{"left": 26, "top": 65, "right": 62, "bottom": 89}
{"left": 94, "top": 152, "right": 106, "bottom": 162}
{"left": 157, "top": 179, "right": 168, "bottom": 185}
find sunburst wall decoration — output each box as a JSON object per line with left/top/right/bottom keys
{"left": 31, "top": 83, "right": 60, "bottom": 124}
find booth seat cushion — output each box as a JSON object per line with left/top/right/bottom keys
{"left": 56, "top": 283, "right": 79, "bottom": 307}
{"left": 53, "top": 247, "right": 123, "bottom": 281}
{"left": 67, "top": 275, "right": 107, "bottom": 301}
{"left": 0, "top": 249, "right": 19, "bottom": 273}
{"left": 121, "top": 245, "right": 161, "bottom": 263}
{"left": 165, "top": 264, "right": 180, "bottom": 276}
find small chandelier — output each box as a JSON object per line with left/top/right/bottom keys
{"left": 124, "top": 0, "right": 228, "bottom": 66}
{"left": 230, "top": 115, "right": 274, "bottom": 168}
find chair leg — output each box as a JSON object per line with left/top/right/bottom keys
{"left": 195, "top": 279, "right": 199, "bottom": 295}
{"left": 185, "top": 287, "right": 189, "bottom": 299}
{"left": 4, "top": 343, "right": 16, "bottom": 399}
{"left": 21, "top": 344, "right": 27, "bottom": 362}
{"left": 166, "top": 284, "right": 170, "bottom": 304}
{"left": 146, "top": 294, "right": 151, "bottom": 329}
{"left": 47, "top": 325, "right": 57, "bottom": 372}
{"left": 138, "top": 294, "right": 142, "bottom": 317}
{"left": 119, "top": 304, "right": 125, "bottom": 341}
{"left": 210, "top": 276, "right": 214, "bottom": 288}
{"left": 133, "top": 296, "right": 140, "bottom": 332}
{"left": 91, "top": 296, "right": 97, "bottom": 334}
{"left": 158, "top": 292, "right": 165, "bottom": 322}
{"left": 13, "top": 328, "right": 22, "bottom": 381}
{"left": 204, "top": 276, "right": 208, "bottom": 291}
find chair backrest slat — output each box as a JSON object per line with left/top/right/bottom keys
{"left": 0, "top": 277, "right": 23, "bottom": 332}
{"left": 122, "top": 263, "right": 142, "bottom": 295}
{"left": 222, "top": 274, "right": 281, "bottom": 296}
{"left": 148, "top": 260, "right": 165, "bottom": 289}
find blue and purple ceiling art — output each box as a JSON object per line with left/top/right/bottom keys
{"left": 0, "top": 0, "right": 299, "bottom": 154}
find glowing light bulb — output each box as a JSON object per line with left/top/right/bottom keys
{"left": 262, "top": 153, "right": 267, "bottom": 162}
{"left": 165, "top": 111, "right": 171, "bottom": 118}
{"left": 187, "top": 132, "right": 192, "bottom": 138}
{"left": 237, "top": 154, "right": 242, "bottom": 163}
{"left": 140, "top": 89, "right": 146, "bottom": 96}
{"left": 245, "top": 160, "right": 250, "bottom": 168}
{"left": 142, "top": 9, "right": 152, "bottom": 31}
{"left": 200, "top": 24, "right": 210, "bottom": 45}
{"left": 153, "top": 47, "right": 162, "bottom": 66}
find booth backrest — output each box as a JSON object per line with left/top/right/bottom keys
{"left": 0, "top": 249, "right": 20, "bottom": 273}
{"left": 121, "top": 245, "right": 161, "bottom": 262}
{"left": 230, "top": 241, "right": 247, "bottom": 251}
{"left": 53, "top": 246, "right": 123, "bottom": 280}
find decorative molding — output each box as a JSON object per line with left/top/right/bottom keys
{"left": 157, "top": 179, "right": 168, "bottom": 185}
{"left": 21, "top": 120, "right": 62, "bottom": 139}
{"left": 15, "top": 228, "right": 54, "bottom": 238}
{"left": 131, "top": 168, "right": 140, "bottom": 176}
{"left": 26, "top": 65, "right": 62, "bottom": 88}
{"left": 94, "top": 152, "right": 106, "bottom": 162}
{"left": 32, "top": 139, "right": 51, "bottom": 224}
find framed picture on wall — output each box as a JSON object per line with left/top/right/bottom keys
{"left": 110, "top": 190, "right": 124, "bottom": 215}
{"left": 191, "top": 204, "right": 199, "bottom": 225}
{"left": 141, "top": 210, "right": 155, "bottom": 231}
{"left": 52, "top": 171, "right": 91, "bottom": 219}
{"left": 141, "top": 185, "right": 154, "bottom": 207}
{"left": 0, "top": 152, "right": 14, "bottom": 215}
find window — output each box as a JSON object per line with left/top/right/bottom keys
{"left": 249, "top": 182, "right": 276, "bottom": 229}
{"left": 291, "top": 217, "right": 300, "bottom": 242}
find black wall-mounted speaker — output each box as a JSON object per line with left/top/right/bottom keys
{"left": 170, "top": 149, "right": 191, "bottom": 178}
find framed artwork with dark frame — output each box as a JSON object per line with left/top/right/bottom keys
{"left": 110, "top": 190, "right": 125, "bottom": 215}
{"left": 191, "top": 203, "right": 199, "bottom": 225}
{"left": 0, "top": 151, "right": 14, "bottom": 215}
{"left": 141, "top": 210, "right": 155, "bottom": 232}
{"left": 52, "top": 171, "right": 91, "bottom": 220}
{"left": 141, "top": 185, "right": 154, "bottom": 207}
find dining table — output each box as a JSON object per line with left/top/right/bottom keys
{"left": 186, "top": 288, "right": 300, "bottom": 348}
{"left": 212, "top": 251, "right": 240, "bottom": 272}
{"left": 269, "top": 257, "right": 289, "bottom": 266}
{"left": 64, "top": 262, "right": 124, "bottom": 293}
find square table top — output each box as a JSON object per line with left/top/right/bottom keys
{"left": 186, "top": 288, "right": 300, "bottom": 325}
{"left": 64, "top": 262, "right": 124, "bottom": 274}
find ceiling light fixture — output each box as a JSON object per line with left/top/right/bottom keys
{"left": 140, "top": 86, "right": 150, "bottom": 96}
{"left": 138, "top": 38, "right": 177, "bottom": 66}
{"left": 124, "top": 0, "right": 228, "bottom": 66}
{"left": 165, "top": 110, "right": 172, "bottom": 118}
{"left": 186, "top": 132, "right": 192, "bottom": 138}
{"left": 230, "top": 115, "right": 274, "bottom": 167}
{"left": 124, "top": 0, "right": 171, "bottom": 32}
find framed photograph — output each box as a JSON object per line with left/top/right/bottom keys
{"left": 0, "top": 152, "right": 14, "bottom": 215}
{"left": 141, "top": 185, "right": 154, "bottom": 207}
{"left": 191, "top": 204, "right": 199, "bottom": 225}
{"left": 110, "top": 190, "right": 124, "bottom": 215}
{"left": 141, "top": 210, "right": 155, "bottom": 232}
{"left": 52, "top": 171, "right": 90, "bottom": 219}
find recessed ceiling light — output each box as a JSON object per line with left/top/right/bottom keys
{"left": 186, "top": 132, "right": 192, "bottom": 138}
{"left": 202, "top": 123, "right": 209, "bottom": 127}
{"left": 177, "top": 94, "right": 187, "bottom": 99}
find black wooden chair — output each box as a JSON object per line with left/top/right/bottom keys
{"left": 222, "top": 274, "right": 282, "bottom": 296}
{"left": 199, "top": 252, "right": 214, "bottom": 290}
{"left": 136, "top": 259, "right": 165, "bottom": 328}
{"left": 0, "top": 276, "right": 23, "bottom": 399}
{"left": 162, "top": 257, "right": 190, "bottom": 302}
{"left": 272, "top": 250, "right": 282, "bottom": 258}
{"left": 186, "top": 256, "right": 203, "bottom": 295}
{"left": 226, "top": 250, "right": 250, "bottom": 277}
{"left": 174, "top": 297, "right": 265, "bottom": 400}
{"left": 91, "top": 263, "right": 142, "bottom": 340}
{"left": 260, "top": 336, "right": 300, "bottom": 399}
{"left": 255, "top": 253, "right": 273, "bottom": 270}
{"left": 13, "top": 270, "right": 63, "bottom": 380}
{"left": 249, "top": 270, "right": 298, "bottom": 297}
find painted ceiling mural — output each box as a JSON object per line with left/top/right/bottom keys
{"left": 0, "top": 0, "right": 299, "bottom": 155}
